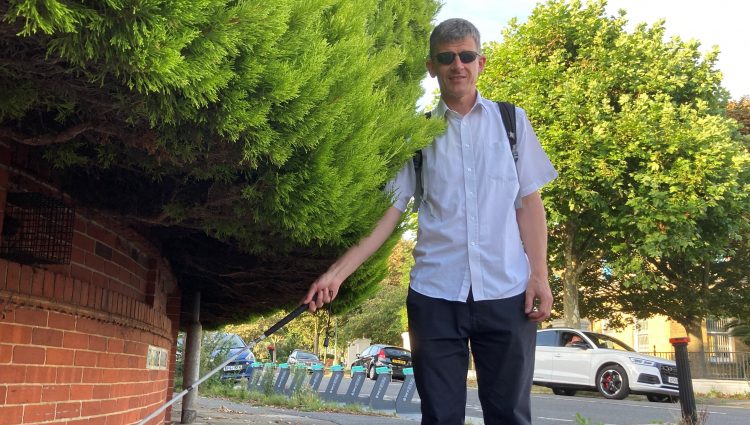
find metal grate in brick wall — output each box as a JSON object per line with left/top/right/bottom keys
{"left": 1, "top": 192, "right": 75, "bottom": 264}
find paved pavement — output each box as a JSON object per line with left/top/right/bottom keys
{"left": 166, "top": 394, "right": 750, "bottom": 425}
{"left": 169, "top": 397, "right": 430, "bottom": 425}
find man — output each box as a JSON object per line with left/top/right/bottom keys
{"left": 566, "top": 334, "right": 584, "bottom": 347}
{"left": 304, "top": 18, "right": 557, "bottom": 425}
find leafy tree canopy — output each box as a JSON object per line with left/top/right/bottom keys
{"left": 478, "top": 0, "right": 750, "bottom": 334}
{"left": 728, "top": 96, "right": 750, "bottom": 136}
{"left": 0, "top": 0, "right": 443, "bottom": 326}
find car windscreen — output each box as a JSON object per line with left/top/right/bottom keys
{"left": 214, "top": 333, "right": 245, "bottom": 349}
{"left": 583, "top": 332, "right": 634, "bottom": 351}
{"left": 384, "top": 348, "right": 410, "bottom": 357}
{"left": 297, "top": 352, "right": 319, "bottom": 360}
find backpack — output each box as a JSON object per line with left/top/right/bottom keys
{"left": 413, "top": 101, "right": 519, "bottom": 212}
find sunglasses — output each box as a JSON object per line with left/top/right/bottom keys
{"left": 434, "top": 51, "right": 480, "bottom": 65}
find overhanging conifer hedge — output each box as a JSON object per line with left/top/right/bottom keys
{"left": 0, "top": 0, "right": 443, "bottom": 325}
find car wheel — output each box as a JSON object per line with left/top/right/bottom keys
{"left": 597, "top": 365, "right": 629, "bottom": 400}
{"left": 552, "top": 388, "right": 577, "bottom": 396}
{"left": 368, "top": 365, "right": 377, "bottom": 380}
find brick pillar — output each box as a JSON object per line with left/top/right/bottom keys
{"left": 166, "top": 289, "right": 181, "bottom": 420}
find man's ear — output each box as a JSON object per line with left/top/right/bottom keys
{"left": 478, "top": 55, "right": 486, "bottom": 73}
{"left": 426, "top": 59, "right": 436, "bottom": 78}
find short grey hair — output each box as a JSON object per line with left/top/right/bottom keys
{"left": 429, "top": 18, "right": 481, "bottom": 57}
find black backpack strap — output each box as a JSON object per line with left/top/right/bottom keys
{"left": 412, "top": 150, "right": 423, "bottom": 212}
{"left": 497, "top": 102, "right": 517, "bottom": 162}
{"left": 412, "top": 109, "right": 432, "bottom": 212}
{"left": 496, "top": 101, "right": 522, "bottom": 208}
{"left": 418, "top": 111, "right": 432, "bottom": 212}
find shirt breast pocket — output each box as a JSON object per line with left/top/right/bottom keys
{"left": 486, "top": 142, "right": 517, "bottom": 182}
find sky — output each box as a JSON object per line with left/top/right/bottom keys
{"left": 419, "top": 0, "right": 750, "bottom": 107}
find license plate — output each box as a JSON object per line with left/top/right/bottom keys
{"left": 667, "top": 376, "right": 678, "bottom": 385}
{"left": 223, "top": 364, "right": 244, "bottom": 371}
{"left": 392, "top": 359, "right": 406, "bottom": 365}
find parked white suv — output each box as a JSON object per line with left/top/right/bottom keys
{"left": 534, "top": 328, "right": 679, "bottom": 402}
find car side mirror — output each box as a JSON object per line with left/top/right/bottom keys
{"left": 356, "top": 354, "right": 362, "bottom": 358}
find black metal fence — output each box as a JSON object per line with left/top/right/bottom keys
{"left": 650, "top": 351, "right": 750, "bottom": 381}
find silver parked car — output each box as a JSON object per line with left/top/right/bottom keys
{"left": 534, "top": 328, "right": 679, "bottom": 402}
{"left": 287, "top": 349, "right": 324, "bottom": 372}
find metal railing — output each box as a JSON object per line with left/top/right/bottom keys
{"left": 648, "top": 351, "right": 750, "bottom": 381}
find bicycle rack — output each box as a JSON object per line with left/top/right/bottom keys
{"left": 395, "top": 368, "right": 420, "bottom": 413}
{"left": 254, "top": 364, "right": 420, "bottom": 414}
{"left": 287, "top": 364, "right": 307, "bottom": 395}
{"left": 321, "top": 366, "right": 345, "bottom": 401}
{"left": 308, "top": 364, "right": 325, "bottom": 391}
{"left": 340, "top": 366, "right": 368, "bottom": 404}
{"left": 368, "top": 367, "right": 394, "bottom": 409}
{"left": 273, "top": 363, "right": 291, "bottom": 393}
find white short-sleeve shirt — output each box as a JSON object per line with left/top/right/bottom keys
{"left": 387, "top": 92, "right": 557, "bottom": 302}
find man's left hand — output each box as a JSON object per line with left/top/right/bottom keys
{"left": 525, "top": 274, "right": 552, "bottom": 322}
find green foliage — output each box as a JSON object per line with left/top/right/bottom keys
{"left": 198, "top": 378, "right": 369, "bottom": 413}
{"left": 728, "top": 96, "right": 750, "bottom": 136}
{"left": 478, "top": 0, "right": 750, "bottom": 329}
{"left": 224, "top": 309, "right": 328, "bottom": 361}
{"left": 336, "top": 239, "right": 413, "bottom": 346}
{"left": 1, "top": 0, "right": 444, "bottom": 316}
{"left": 225, "top": 238, "right": 414, "bottom": 360}
{"left": 174, "top": 330, "right": 242, "bottom": 390}
{"left": 259, "top": 367, "right": 276, "bottom": 396}
{"left": 575, "top": 413, "right": 603, "bottom": 425}
{"left": 727, "top": 320, "right": 750, "bottom": 346}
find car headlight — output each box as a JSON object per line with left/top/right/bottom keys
{"left": 629, "top": 357, "right": 656, "bottom": 367}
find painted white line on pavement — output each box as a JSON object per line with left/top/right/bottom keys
{"left": 533, "top": 394, "right": 728, "bottom": 415}
{"left": 537, "top": 417, "right": 574, "bottom": 422}
{"left": 534, "top": 394, "right": 685, "bottom": 412}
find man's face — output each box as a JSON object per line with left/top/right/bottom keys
{"left": 426, "top": 37, "right": 486, "bottom": 104}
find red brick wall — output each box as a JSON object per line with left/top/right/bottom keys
{"left": 0, "top": 141, "right": 181, "bottom": 425}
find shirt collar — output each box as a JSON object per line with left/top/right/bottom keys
{"left": 431, "top": 90, "right": 488, "bottom": 119}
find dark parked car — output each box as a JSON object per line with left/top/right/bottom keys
{"left": 287, "top": 349, "right": 324, "bottom": 372}
{"left": 351, "top": 344, "right": 412, "bottom": 380}
{"left": 208, "top": 333, "right": 256, "bottom": 380}
{"left": 176, "top": 332, "right": 256, "bottom": 381}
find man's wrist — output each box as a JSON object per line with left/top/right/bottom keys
{"left": 528, "top": 268, "right": 548, "bottom": 280}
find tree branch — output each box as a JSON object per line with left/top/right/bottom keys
{"left": 0, "top": 123, "right": 93, "bottom": 146}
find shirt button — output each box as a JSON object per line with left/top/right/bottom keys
{"left": 465, "top": 144, "right": 469, "bottom": 148}
{"left": 471, "top": 242, "right": 477, "bottom": 246}
{"left": 467, "top": 168, "right": 472, "bottom": 172}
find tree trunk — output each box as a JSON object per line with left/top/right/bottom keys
{"left": 562, "top": 270, "right": 581, "bottom": 328}
{"left": 313, "top": 317, "right": 319, "bottom": 355}
{"left": 182, "top": 292, "right": 202, "bottom": 424}
{"left": 270, "top": 336, "right": 279, "bottom": 363}
{"left": 562, "top": 227, "right": 581, "bottom": 329}
{"left": 684, "top": 320, "right": 707, "bottom": 379}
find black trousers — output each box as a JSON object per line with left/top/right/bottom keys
{"left": 406, "top": 288, "right": 536, "bottom": 425}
